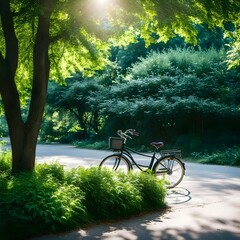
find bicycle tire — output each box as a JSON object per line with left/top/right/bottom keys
{"left": 99, "top": 154, "right": 131, "bottom": 173}
{"left": 153, "top": 156, "right": 185, "bottom": 188}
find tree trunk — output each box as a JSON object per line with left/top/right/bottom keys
{"left": 0, "top": 0, "right": 54, "bottom": 173}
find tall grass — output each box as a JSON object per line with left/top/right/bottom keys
{"left": 0, "top": 156, "right": 167, "bottom": 239}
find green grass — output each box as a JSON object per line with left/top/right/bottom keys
{"left": 0, "top": 155, "right": 167, "bottom": 240}
{"left": 190, "top": 146, "right": 240, "bottom": 167}
{"left": 73, "top": 140, "right": 108, "bottom": 150}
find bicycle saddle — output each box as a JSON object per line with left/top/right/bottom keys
{"left": 151, "top": 142, "right": 164, "bottom": 149}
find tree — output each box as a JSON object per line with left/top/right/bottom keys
{"left": 152, "top": 0, "right": 240, "bottom": 68}
{"left": 0, "top": 0, "right": 239, "bottom": 173}
{"left": 47, "top": 76, "right": 102, "bottom": 138}
{"left": 0, "top": 0, "right": 53, "bottom": 172}
{"left": 92, "top": 48, "right": 240, "bottom": 151}
{"left": 0, "top": 0, "right": 115, "bottom": 173}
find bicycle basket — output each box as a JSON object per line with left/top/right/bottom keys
{"left": 109, "top": 137, "right": 124, "bottom": 150}
{"left": 160, "top": 149, "right": 182, "bottom": 158}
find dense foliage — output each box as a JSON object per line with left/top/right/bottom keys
{"left": 0, "top": 155, "right": 166, "bottom": 239}
{"left": 0, "top": 0, "right": 240, "bottom": 173}
{"left": 42, "top": 48, "right": 240, "bottom": 154}
{"left": 0, "top": 0, "right": 239, "bottom": 173}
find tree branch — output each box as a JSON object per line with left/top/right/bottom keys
{"left": 0, "top": 0, "right": 18, "bottom": 76}
{"left": 0, "top": 0, "right": 23, "bottom": 131}
{"left": 26, "top": 0, "right": 55, "bottom": 129}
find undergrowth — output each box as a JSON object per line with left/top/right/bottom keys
{"left": 0, "top": 154, "right": 167, "bottom": 240}
{"left": 192, "top": 146, "right": 240, "bottom": 166}
{"left": 73, "top": 140, "right": 108, "bottom": 150}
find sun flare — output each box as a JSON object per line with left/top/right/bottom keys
{"left": 97, "top": 0, "right": 108, "bottom": 4}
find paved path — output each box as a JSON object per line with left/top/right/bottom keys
{"left": 30, "top": 144, "right": 240, "bottom": 239}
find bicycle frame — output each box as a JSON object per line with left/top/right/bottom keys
{"left": 119, "top": 145, "right": 159, "bottom": 171}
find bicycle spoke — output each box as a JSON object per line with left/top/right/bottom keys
{"left": 153, "top": 157, "right": 185, "bottom": 188}
{"left": 99, "top": 154, "right": 130, "bottom": 173}
{"left": 172, "top": 166, "right": 182, "bottom": 172}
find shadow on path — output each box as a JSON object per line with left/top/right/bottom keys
{"left": 166, "top": 187, "right": 191, "bottom": 205}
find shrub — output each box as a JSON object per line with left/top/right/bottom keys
{"left": 66, "top": 167, "right": 166, "bottom": 220}
{"left": 0, "top": 162, "right": 167, "bottom": 239}
{"left": 0, "top": 150, "right": 11, "bottom": 174}
{"left": 0, "top": 167, "right": 87, "bottom": 239}
{"left": 129, "top": 48, "right": 224, "bottom": 79}
{"left": 193, "top": 146, "right": 240, "bottom": 166}
{"left": 35, "top": 161, "right": 65, "bottom": 182}
{"left": 74, "top": 140, "right": 108, "bottom": 150}
{"left": 118, "top": 171, "right": 166, "bottom": 210}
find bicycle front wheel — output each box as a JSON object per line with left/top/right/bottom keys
{"left": 99, "top": 154, "right": 131, "bottom": 174}
{"left": 153, "top": 156, "right": 185, "bottom": 188}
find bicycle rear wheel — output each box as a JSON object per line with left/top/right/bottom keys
{"left": 99, "top": 154, "right": 131, "bottom": 174}
{"left": 153, "top": 156, "right": 185, "bottom": 188}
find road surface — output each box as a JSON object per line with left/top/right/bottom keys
{"left": 32, "top": 144, "right": 240, "bottom": 240}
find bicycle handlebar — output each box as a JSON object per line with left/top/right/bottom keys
{"left": 117, "top": 129, "right": 139, "bottom": 142}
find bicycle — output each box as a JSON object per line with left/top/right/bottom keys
{"left": 99, "top": 129, "right": 185, "bottom": 188}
